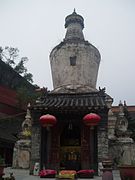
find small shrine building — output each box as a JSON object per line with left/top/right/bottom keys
{"left": 30, "top": 10, "right": 112, "bottom": 172}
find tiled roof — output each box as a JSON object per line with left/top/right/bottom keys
{"left": 33, "top": 92, "right": 107, "bottom": 112}
{"left": 112, "top": 106, "right": 135, "bottom": 113}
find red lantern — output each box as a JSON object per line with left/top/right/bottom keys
{"left": 83, "top": 113, "right": 101, "bottom": 126}
{"left": 39, "top": 114, "right": 57, "bottom": 127}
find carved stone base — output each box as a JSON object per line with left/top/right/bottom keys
{"left": 12, "top": 139, "right": 31, "bottom": 169}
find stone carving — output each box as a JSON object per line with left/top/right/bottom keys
{"left": 20, "top": 104, "right": 32, "bottom": 139}
{"left": 109, "top": 101, "right": 135, "bottom": 167}
{"left": 12, "top": 104, "right": 32, "bottom": 169}
{"left": 115, "top": 101, "right": 128, "bottom": 133}
{"left": 98, "top": 129, "right": 108, "bottom": 161}
{"left": 115, "top": 101, "right": 133, "bottom": 142}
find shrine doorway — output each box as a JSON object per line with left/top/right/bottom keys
{"left": 60, "top": 123, "right": 81, "bottom": 170}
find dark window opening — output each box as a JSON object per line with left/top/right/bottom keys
{"left": 70, "top": 56, "right": 76, "bottom": 66}
{"left": 60, "top": 123, "right": 81, "bottom": 146}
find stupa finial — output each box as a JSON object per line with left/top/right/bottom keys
{"left": 65, "top": 9, "right": 84, "bottom": 40}
{"left": 72, "top": 8, "right": 77, "bottom": 15}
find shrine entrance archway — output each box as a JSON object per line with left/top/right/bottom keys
{"left": 60, "top": 123, "right": 81, "bottom": 170}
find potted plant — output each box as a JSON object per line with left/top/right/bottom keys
{"left": 118, "top": 158, "right": 135, "bottom": 179}
{"left": 76, "top": 169, "right": 95, "bottom": 178}
{"left": 57, "top": 170, "right": 77, "bottom": 179}
{"left": 39, "top": 169, "right": 57, "bottom": 178}
{"left": 0, "top": 155, "right": 5, "bottom": 177}
{"left": 119, "top": 164, "right": 135, "bottom": 180}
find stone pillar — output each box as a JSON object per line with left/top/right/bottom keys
{"left": 30, "top": 120, "right": 41, "bottom": 174}
{"left": 46, "top": 128, "right": 51, "bottom": 168}
{"left": 90, "top": 127, "right": 94, "bottom": 168}
{"left": 110, "top": 139, "right": 135, "bottom": 167}
{"left": 108, "top": 109, "right": 117, "bottom": 140}
{"left": 81, "top": 125, "right": 90, "bottom": 169}
{"left": 49, "top": 125, "right": 60, "bottom": 170}
{"left": 120, "top": 142, "right": 133, "bottom": 165}
{"left": 97, "top": 127, "right": 109, "bottom": 162}
{"left": 116, "top": 138, "right": 134, "bottom": 165}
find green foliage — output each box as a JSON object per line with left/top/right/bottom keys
{"left": 23, "top": 72, "right": 33, "bottom": 83}
{"left": 0, "top": 46, "right": 19, "bottom": 66}
{"left": 14, "top": 57, "right": 28, "bottom": 74}
{"left": 0, "top": 46, "right": 33, "bottom": 83}
{"left": 16, "top": 86, "right": 38, "bottom": 108}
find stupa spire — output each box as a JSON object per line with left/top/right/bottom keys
{"left": 50, "top": 10, "right": 101, "bottom": 93}
{"left": 64, "top": 10, "right": 84, "bottom": 41}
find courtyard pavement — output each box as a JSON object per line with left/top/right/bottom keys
{"left": 3, "top": 167, "right": 121, "bottom": 180}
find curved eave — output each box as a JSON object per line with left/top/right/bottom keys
{"left": 32, "top": 92, "right": 108, "bottom": 114}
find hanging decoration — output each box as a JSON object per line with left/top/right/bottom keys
{"left": 39, "top": 114, "right": 57, "bottom": 127}
{"left": 83, "top": 113, "right": 101, "bottom": 126}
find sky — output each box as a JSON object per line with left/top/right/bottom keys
{"left": 0, "top": 0, "right": 135, "bottom": 105}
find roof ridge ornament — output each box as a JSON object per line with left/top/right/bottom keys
{"left": 119, "top": 100, "right": 123, "bottom": 106}
{"left": 99, "top": 87, "right": 106, "bottom": 95}
{"left": 124, "top": 100, "right": 127, "bottom": 106}
{"left": 73, "top": 8, "right": 77, "bottom": 14}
